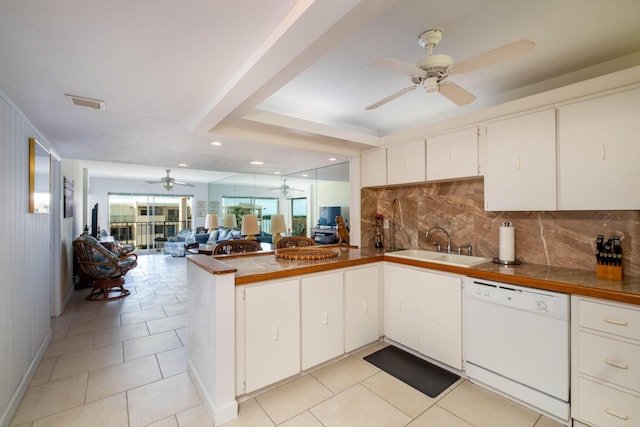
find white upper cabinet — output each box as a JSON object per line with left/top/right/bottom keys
{"left": 485, "top": 109, "right": 557, "bottom": 211}
{"left": 361, "top": 148, "right": 387, "bottom": 187}
{"left": 558, "top": 88, "right": 640, "bottom": 210}
{"left": 426, "top": 127, "right": 479, "bottom": 182}
{"left": 387, "top": 139, "right": 426, "bottom": 185}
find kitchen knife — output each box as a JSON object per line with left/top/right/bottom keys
{"left": 596, "top": 235, "right": 604, "bottom": 264}
{"left": 604, "top": 239, "right": 612, "bottom": 265}
{"left": 612, "top": 236, "right": 622, "bottom": 266}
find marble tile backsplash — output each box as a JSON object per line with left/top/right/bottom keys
{"left": 361, "top": 178, "right": 639, "bottom": 276}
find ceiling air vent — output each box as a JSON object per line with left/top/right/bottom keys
{"left": 65, "top": 94, "right": 106, "bottom": 110}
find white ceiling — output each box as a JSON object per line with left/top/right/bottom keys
{"left": 1, "top": 0, "right": 640, "bottom": 184}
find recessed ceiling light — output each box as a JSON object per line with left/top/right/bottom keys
{"left": 178, "top": 163, "right": 189, "bottom": 167}
{"left": 211, "top": 141, "right": 222, "bottom": 146}
{"left": 329, "top": 157, "right": 337, "bottom": 161}
{"left": 301, "top": 174, "right": 308, "bottom": 177}
{"left": 273, "top": 171, "right": 281, "bottom": 175}
{"left": 250, "top": 161, "right": 264, "bottom": 165}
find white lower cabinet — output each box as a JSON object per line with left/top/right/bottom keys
{"left": 242, "top": 279, "right": 300, "bottom": 394}
{"left": 571, "top": 295, "right": 640, "bottom": 426}
{"left": 418, "top": 271, "right": 462, "bottom": 370}
{"left": 237, "top": 266, "right": 382, "bottom": 395}
{"left": 344, "top": 265, "right": 381, "bottom": 353}
{"left": 384, "top": 263, "right": 462, "bottom": 369}
{"left": 384, "top": 263, "right": 421, "bottom": 349}
{"left": 301, "top": 271, "right": 344, "bottom": 370}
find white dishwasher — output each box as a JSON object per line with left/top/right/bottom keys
{"left": 463, "top": 277, "right": 570, "bottom": 423}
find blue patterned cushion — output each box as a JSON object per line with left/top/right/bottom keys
{"left": 76, "top": 233, "right": 120, "bottom": 276}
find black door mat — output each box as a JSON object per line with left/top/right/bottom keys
{"left": 364, "top": 345, "right": 460, "bottom": 398}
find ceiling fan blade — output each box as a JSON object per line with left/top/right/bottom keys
{"left": 173, "top": 181, "right": 195, "bottom": 187}
{"left": 145, "top": 180, "right": 163, "bottom": 184}
{"left": 449, "top": 39, "right": 535, "bottom": 75}
{"left": 366, "top": 85, "right": 417, "bottom": 110}
{"left": 371, "top": 57, "right": 424, "bottom": 76}
{"left": 438, "top": 81, "right": 476, "bottom": 106}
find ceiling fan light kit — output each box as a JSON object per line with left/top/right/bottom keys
{"left": 366, "top": 29, "right": 534, "bottom": 110}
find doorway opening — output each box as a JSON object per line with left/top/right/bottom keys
{"left": 290, "top": 197, "right": 307, "bottom": 236}
{"left": 108, "top": 193, "right": 193, "bottom": 253}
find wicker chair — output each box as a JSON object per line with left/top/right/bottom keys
{"left": 213, "top": 239, "right": 262, "bottom": 255}
{"left": 276, "top": 236, "right": 317, "bottom": 249}
{"left": 73, "top": 233, "right": 137, "bottom": 301}
{"left": 112, "top": 240, "right": 135, "bottom": 257}
{"left": 184, "top": 242, "right": 200, "bottom": 255}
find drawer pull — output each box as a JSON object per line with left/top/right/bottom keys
{"left": 604, "top": 317, "right": 629, "bottom": 326}
{"left": 605, "top": 358, "right": 629, "bottom": 369}
{"left": 605, "top": 408, "right": 629, "bottom": 421}
{"left": 361, "top": 302, "right": 367, "bottom": 313}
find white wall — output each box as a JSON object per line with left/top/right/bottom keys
{"left": 59, "top": 160, "right": 85, "bottom": 313}
{"left": 0, "top": 91, "right": 53, "bottom": 427}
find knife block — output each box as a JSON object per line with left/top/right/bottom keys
{"left": 596, "top": 264, "right": 622, "bottom": 280}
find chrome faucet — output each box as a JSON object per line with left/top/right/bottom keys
{"left": 458, "top": 242, "right": 473, "bottom": 256}
{"left": 425, "top": 226, "right": 451, "bottom": 253}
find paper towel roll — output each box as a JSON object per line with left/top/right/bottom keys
{"left": 499, "top": 223, "right": 516, "bottom": 262}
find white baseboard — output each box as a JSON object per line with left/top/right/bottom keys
{"left": 0, "top": 329, "right": 52, "bottom": 427}
{"left": 188, "top": 359, "right": 238, "bottom": 426}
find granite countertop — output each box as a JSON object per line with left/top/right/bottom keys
{"left": 187, "top": 246, "right": 640, "bottom": 306}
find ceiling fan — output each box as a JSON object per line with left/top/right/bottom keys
{"left": 271, "top": 178, "right": 303, "bottom": 197}
{"left": 145, "top": 169, "right": 195, "bottom": 191}
{"left": 366, "top": 29, "right": 535, "bottom": 110}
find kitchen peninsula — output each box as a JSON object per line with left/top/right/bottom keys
{"left": 187, "top": 247, "right": 640, "bottom": 426}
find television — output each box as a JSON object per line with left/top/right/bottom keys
{"left": 91, "top": 203, "right": 99, "bottom": 238}
{"left": 318, "top": 206, "right": 341, "bottom": 227}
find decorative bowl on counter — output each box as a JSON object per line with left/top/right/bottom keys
{"left": 275, "top": 247, "right": 339, "bottom": 260}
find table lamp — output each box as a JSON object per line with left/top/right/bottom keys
{"left": 271, "top": 214, "right": 286, "bottom": 246}
{"left": 204, "top": 214, "right": 219, "bottom": 232}
{"left": 241, "top": 214, "right": 260, "bottom": 240}
{"left": 224, "top": 214, "right": 237, "bottom": 229}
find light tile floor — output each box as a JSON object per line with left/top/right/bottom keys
{"left": 11, "top": 254, "right": 565, "bottom": 427}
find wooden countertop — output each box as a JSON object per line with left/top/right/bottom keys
{"left": 187, "top": 246, "right": 640, "bottom": 306}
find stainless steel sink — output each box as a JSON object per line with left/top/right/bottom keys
{"left": 385, "top": 249, "right": 492, "bottom": 268}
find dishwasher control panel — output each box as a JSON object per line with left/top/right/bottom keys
{"left": 464, "top": 278, "right": 569, "bottom": 320}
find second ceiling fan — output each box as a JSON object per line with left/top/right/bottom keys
{"left": 145, "top": 169, "right": 195, "bottom": 191}
{"left": 366, "top": 29, "right": 535, "bottom": 110}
